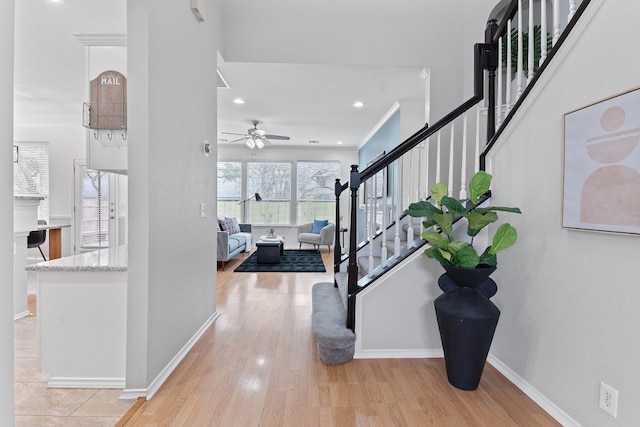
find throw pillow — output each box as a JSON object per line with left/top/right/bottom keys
{"left": 229, "top": 217, "right": 241, "bottom": 234}
{"left": 217, "top": 215, "right": 227, "bottom": 231}
{"left": 220, "top": 218, "right": 238, "bottom": 235}
{"left": 312, "top": 219, "right": 329, "bottom": 234}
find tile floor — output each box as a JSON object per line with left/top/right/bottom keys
{"left": 14, "top": 294, "right": 137, "bottom": 426}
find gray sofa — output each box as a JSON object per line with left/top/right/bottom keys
{"left": 217, "top": 223, "right": 252, "bottom": 270}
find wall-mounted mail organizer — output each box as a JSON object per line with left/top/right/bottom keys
{"left": 82, "top": 70, "right": 127, "bottom": 146}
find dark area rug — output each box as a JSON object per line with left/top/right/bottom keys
{"left": 234, "top": 249, "right": 326, "bottom": 273}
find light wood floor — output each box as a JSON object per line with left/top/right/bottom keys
{"left": 124, "top": 250, "right": 559, "bottom": 426}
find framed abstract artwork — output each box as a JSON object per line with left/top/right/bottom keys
{"left": 563, "top": 87, "right": 640, "bottom": 234}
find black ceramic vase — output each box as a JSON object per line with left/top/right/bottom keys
{"left": 434, "top": 265, "right": 500, "bottom": 391}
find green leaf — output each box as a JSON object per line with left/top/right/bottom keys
{"left": 441, "top": 196, "right": 466, "bottom": 215}
{"left": 447, "top": 241, "right": 467, "bottom": 254}
{"left": 431, "top": 247, "right": 451, "bottom": 264}
{"left": 433, "top": 212, "right": 454, "bottom": 236}
{"left": 421, "top": 231, "right": 446, "bottom": 246}
{"left": 454, "top": 243, "right": 480, "bottom": 268}
{"left": 475, "top": 206, "right": 522, "bottom": 214}
{"left": 469, "top": 171, "right": 492, "bottom": 204}
{"left": 421, "top": 219, "right": 438, "bottom": 229}
{"left": 430, "top": 182, "right": 448, "bottom": 205}
{"left": 465, "top": 211, "right": 498, "bottom": 236}
{"left": 407, "top": 200, "right": 442, "bottom": 218}
{"left": 424, "top": 247, "right": 436, "bottom": 259}
{"left": 478, "top": 247, "right": 497, "bottom": 267}
{"left": 488, "top": 223, "right": 518, "bottom": 255}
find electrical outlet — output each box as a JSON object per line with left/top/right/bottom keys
{"left": 599, "top": 382, "right": 618, "bottom": 418}
{"left": 200, "top": 203, "right": 207, "bottom": 218}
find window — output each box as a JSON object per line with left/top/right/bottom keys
{"left": 79, "top": 165, "right": 110, "bottom": 248}
{"left": 297, "top": 161, "right": 340, "bottom": 224}
{"left": 13, "top": 141, "right": 49, "bottom": 221}
{"left": 217, "top": 161, "right": 242, "bottom": 219}
{"left": 247, "top": 162, "right": 291, "bottom": 225}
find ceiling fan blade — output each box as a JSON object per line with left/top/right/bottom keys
{"left": 264, "top": 134, "right": 290, "bottom": 141}
{"left": 221, "top": 132, "right": 248, "bottom": 136}
{"left": 229, "top": 136, "right": 250, "bottom": 143}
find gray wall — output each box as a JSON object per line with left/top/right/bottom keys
{"left": 0, "top": 2, "right": 15, "bottom": 423}
{"left": 125, "top": 0, "right": 221, "bottom": 393}
{"left": 487, "top": 1, "right": 640, "bottom": 424}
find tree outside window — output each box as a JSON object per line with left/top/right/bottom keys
{"left": 247, "top": 162, "right": 291, "bottom": 225}
{"left": 297, "top": 161, "right": 340, "bottom": 224}
{"left": 217, "top": 162, "right": 242, "bottom": 219}
{"left": 80, "top": 166, "right": 110, "bottom": 248}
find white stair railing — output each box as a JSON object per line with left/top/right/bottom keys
{"left": 354, "top": 101, "right": 484, "bottom": 281}
{"left": 499, "top": 0, "right": 586, "bottom": 122}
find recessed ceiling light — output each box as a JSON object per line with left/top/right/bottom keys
{"left": 336, "top": 141, "right": 343, "bottom": 145}
{"left": 49, "top": 0, "right": 65, "bottom": 3}
{"left": 233, "top": 98, "right": 245, "bottom": 104}
{"left": 353, "top": 101, "right": 364, "bottom": 108}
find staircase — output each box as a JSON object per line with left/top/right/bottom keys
{"left": 311, "top": 0, "right": 592, "bottom": 364}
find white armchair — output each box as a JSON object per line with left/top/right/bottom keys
{"left": 297, "top": 221, "right": 335, "bottom": 252}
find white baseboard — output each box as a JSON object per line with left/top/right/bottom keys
{"left": 47, "top": 377, "right": 125, "bottom": 389}
{"left": 487, "top": 354, "right": 582, "bottom": 427}
{"left": 355, "top": 348, "right": 443, "bottom": 359}
{"left": 119, "top": 389, "right": 147, "bottom": 400}
{"left": 121, "top": 311, "right": 219, "bottom": 400}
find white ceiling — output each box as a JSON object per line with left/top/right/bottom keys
{"left": 13, "top": 0, "right": 471, "bottom": 149}
{"left": 217, "top": 60, "right": 426, "bottom": 149}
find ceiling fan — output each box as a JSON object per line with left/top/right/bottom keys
{"left": 221, "top": 120, "right": 290, "bottom": 149}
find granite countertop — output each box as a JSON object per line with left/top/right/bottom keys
{"left": 26, "top": 245, "right": 128, "bottom": 272}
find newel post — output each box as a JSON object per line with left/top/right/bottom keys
{"left": 346, "top": 165, "right": 360, "bottom": 331}
{"left": 333, "top": 178, "right": 342, "bottom": 273}
{"left": 485, "top": 19, "right": 499, "bottom": 143}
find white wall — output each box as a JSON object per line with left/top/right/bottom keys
{"left": 0, "top": 2, "right": 15, "bottom": 423}
{"left": 487, "top": 1, "right": 640, "bottom": 424}
{"left": 125, "top": 0, "right": 221, "bottom": 395}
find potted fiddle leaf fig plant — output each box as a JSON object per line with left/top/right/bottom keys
{"left": 407, "top": 170, "right": 521, "bottom": 271}
{"left": 406, "top": 170, "right": 522, "bottom": 391}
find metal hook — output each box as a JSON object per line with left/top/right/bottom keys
{"left": 107, "top": 131, "right": 112, "bottom": 140}
{"left": 121, "top": 130, "right": 127, "bottom": 141}
{"left": 93, "top": 131, "right": 99, "bottom": 140}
